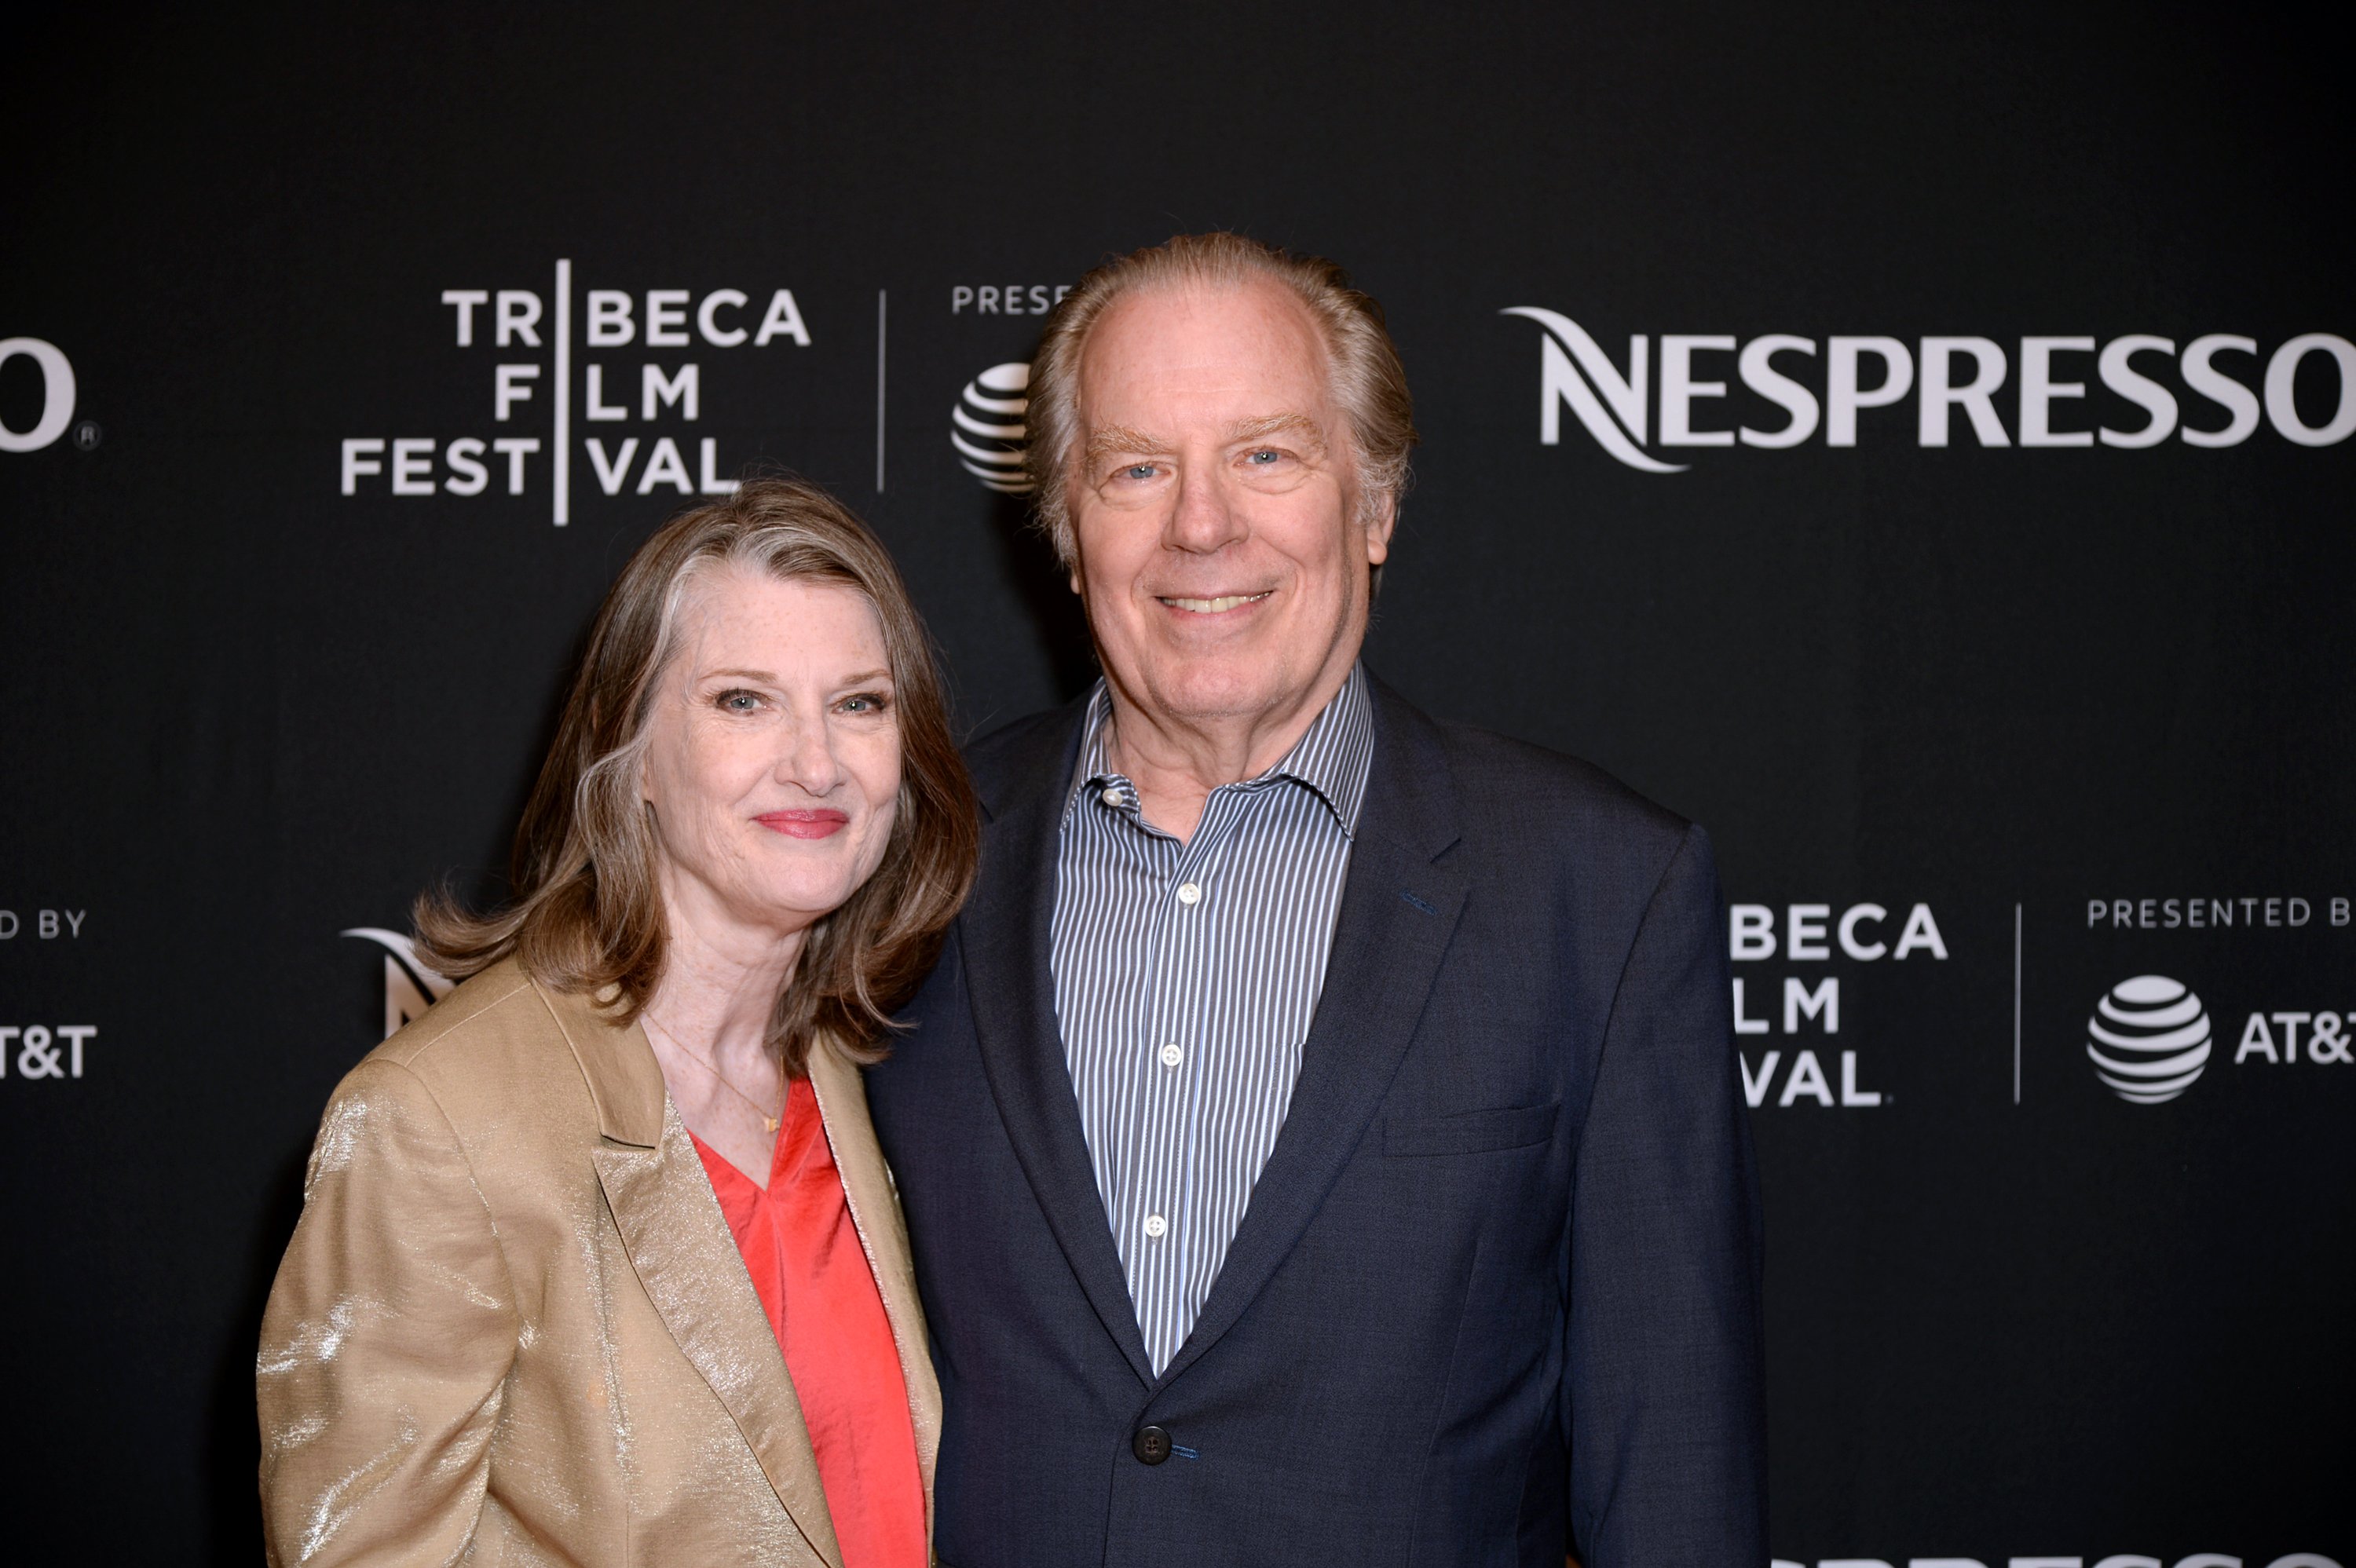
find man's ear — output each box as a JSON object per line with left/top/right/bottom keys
{"left": 1363, "top": 493, "right": 1397, "bottom": 565}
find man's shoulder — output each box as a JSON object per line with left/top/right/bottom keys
{"left": 1443, "top": 717, "right": 1684, "bottom": 828}
{"left": 1382, "top": 686, "right": 1697, "bottom": 871}
{"left": 1404, "top": 707, "right": 1721, "bottom": 941}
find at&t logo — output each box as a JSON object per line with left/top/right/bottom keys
{"left": 0, "top": 1025, "right": 97, "bottom": 1080}
{"left": 952, "top": 362, "right": 1033, "bottom": 494}
{"left": 2086, "top": 975, "right": 2212, "bottom": 1103}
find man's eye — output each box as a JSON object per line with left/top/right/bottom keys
{"left": 1123, "top": 463, "right": 1156, "bottom": 481}
{"left": 1246, "top": 448, "right": 1282, "bottom": 465}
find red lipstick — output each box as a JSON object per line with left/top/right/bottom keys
{"left": 755, "top": 810, "right": 850, "bottom": 840}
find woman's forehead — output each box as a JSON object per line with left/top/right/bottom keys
{"left": 670, "top": 569, "right": 888, "bottom": 673}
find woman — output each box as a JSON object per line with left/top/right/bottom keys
{"left": 258, "top": 478, "right": 979, "bottom": 1566}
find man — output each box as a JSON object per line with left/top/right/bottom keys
{"left": 865, "top": 232, "right": 1764, "bottom": 1566}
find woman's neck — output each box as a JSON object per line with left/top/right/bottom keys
{"left": 647, "top": 920, "right": 803, "bottom": 1064}
{"left": 642, "top": 886, "right": 810, "bottom": 1187}
{"left": 644, "top": 866, "right": 808, "bottom": 1064}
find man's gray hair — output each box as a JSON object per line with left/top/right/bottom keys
{"left": 1025, "top": 232, "right": 1418, "bottom": 568}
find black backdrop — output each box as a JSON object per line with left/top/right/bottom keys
{"left": 4, "top": 4, "right": 2351, "bottom": 1562}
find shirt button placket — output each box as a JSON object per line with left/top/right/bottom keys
{"left": 1156, "top": 819, "right": 1221, "bottom": 1367}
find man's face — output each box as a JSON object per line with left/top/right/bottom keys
{"left": 1066, "top": 277, "right": 1392, "bottom": 736}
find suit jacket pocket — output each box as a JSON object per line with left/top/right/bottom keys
{"left": 1382, "top": 1101, "right": 1559, "bottom": 1157}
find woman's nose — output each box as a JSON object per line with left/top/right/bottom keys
{"left": 775, "top": 714, "right": 842, "bottom": 794}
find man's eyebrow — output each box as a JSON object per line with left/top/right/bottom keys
{"left": 1082, "top": 425, "right": 1165, "bottom": 462}
{"left": 1225, "top": 412, "right": 1328, "bottom": 451}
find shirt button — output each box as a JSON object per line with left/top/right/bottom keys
{"left": 1143, "top": 1214, "right": 1168, "bottom": 1238}
{"left": 1100, "top": 786, "right": 1126, "bottom": 807}
{"left": 1160, "top": 1043, "right": 1183, "bottom": 1068}
{"left": 1176, "top": 882, "right": 1202, "bottom": 905}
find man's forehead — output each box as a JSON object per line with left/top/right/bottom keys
{"left": 1083, "top": 278, "right": 1328, "bottom": 381}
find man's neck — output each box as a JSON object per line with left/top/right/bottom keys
{"left": 1100, "top": 658, "right": 1357, "bottom": 845}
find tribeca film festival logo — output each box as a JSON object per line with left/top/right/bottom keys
{"left": 2, "top": 903, "right": 95, "bottom": 1084}
{"left": 1730, "top": 901, "right": 1948, "bottom": 1109}
{"left": 343, "top": 927, "right": 452, "bottom": 1040}
{"left": 338, "top": 265, "right": 811, "bottom": 523}
{"left": 2080, "top": 894, "right": 2353, "bottom": 1104}
{"left": 1502, "top": 308, "right": 2356, "bottom": 471}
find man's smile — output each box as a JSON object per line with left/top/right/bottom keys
{"left": 1158, "top": 590, "right": 1273, "bottom": 615}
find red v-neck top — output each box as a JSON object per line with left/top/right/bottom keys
{"left": 690, "top": 1076, "right": 926, "bottom": 1568}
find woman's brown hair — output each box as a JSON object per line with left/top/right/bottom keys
{"left": 415, "top": 476, "right": 980, "bottom": 1076}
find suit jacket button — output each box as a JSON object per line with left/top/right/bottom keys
{"left": 1132, "top": 1425, "right": 1172, "bottom": 1465}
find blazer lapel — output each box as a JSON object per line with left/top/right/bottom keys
{"left": 1155, "top": 682, "right": 1468, "bottom": 1388}
{"left": 962, "top": 704, "right": 1159, "bottom": 1387}
{"left": 547, "top": 988, "right": 844, "bottom": 1568}
{"left": 806, "top": 1036, "right": 942, "bottom": 1541}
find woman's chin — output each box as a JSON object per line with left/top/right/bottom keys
{"left": 727, "top": 874, "right": 864, "bottom": 935}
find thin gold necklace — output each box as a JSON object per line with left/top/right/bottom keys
{"left": 642, "top": 1011, "right": 784, "bottom": 1134}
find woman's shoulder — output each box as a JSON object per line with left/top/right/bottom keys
{"left": 353, "top": 956, "right": 616, "bottom": 1140}
{"left": 370, "top": 956, "right": 553, "bottom": 1068}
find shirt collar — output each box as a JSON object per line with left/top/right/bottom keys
{"left": 1065, "top": 662, "right": 1375, "bottom": 839}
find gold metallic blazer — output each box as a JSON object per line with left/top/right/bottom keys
{"left": 256, "top": 957, "right": 940, "bottom": 1566}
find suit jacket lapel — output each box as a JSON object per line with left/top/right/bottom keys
{"left": 1155, "top": 681, "right": 1468, "bottom": 1388}
{"left": 806, "top": 1036, "right": 942, "bottom": 1541}
{"left": 546, "top": 987, "right": 845, "bottom": 1568}
{"left": 962, "top": 703, "right": 1159, "bottom": 1387}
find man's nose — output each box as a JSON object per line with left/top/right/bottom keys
{"left": 1162, "top": 465, "right": 1247, "bottom": 554}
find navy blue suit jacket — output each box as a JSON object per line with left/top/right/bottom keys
{"left": 865, "top": 675, "right": 1765, "bottom": 1567}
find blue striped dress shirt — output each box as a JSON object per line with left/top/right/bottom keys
{"left": 1050, "top": 663, "right": 1374, "bottom": 1373}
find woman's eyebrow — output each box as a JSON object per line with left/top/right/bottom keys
{"left": 706, "top": 667, "right": 894, "bottom": 685}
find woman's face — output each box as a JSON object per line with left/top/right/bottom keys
{"left": 639, "top": 568, "right": 902, "bottom": 951}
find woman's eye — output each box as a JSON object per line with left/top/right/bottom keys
{"left": 717, "top": 689, "right": 762, "bottom": 713}
{"left": 840, "top": 692, "right": 893, "bottom": 715}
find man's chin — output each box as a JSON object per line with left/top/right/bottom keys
{"left": 1132, "top": 657, "right": 1297, "bottom": 726}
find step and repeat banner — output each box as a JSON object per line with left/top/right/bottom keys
{"left": 3, "top": 4, "right": 2349, "bottom": 1562}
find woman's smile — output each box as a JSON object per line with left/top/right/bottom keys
{"left": 756, "top": 808, "right": 851, "bottom": 839}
